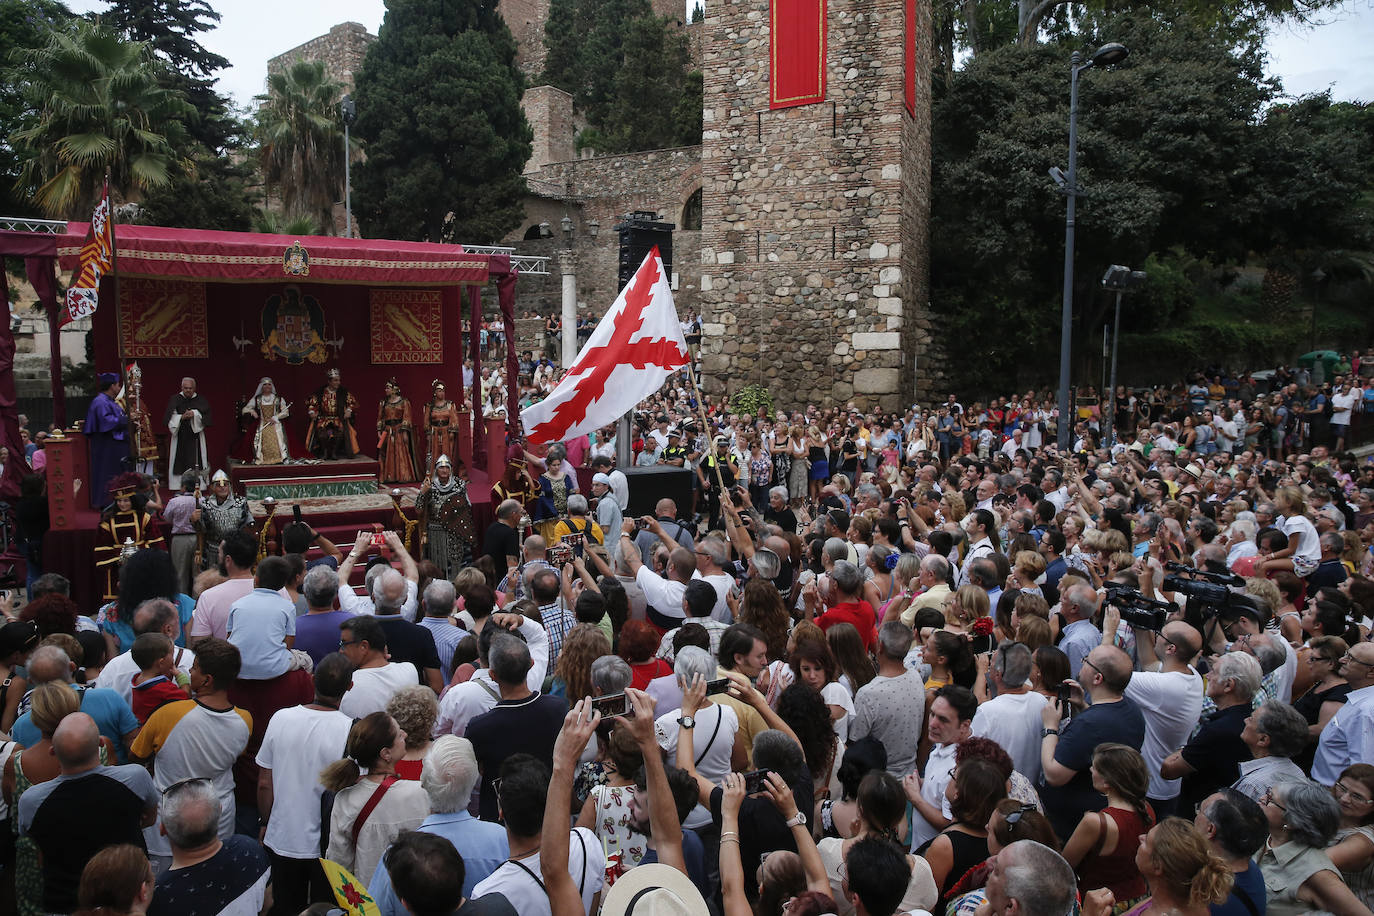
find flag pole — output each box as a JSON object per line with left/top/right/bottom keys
{"left": 684, "top": 357, "right": 730, "bottom": 498}
{"left": 108, "top": 177, "right": 125, "bottom": 380}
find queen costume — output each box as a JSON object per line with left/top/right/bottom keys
{"left": 240, "top": 377, "right": 293, "bottom": 465}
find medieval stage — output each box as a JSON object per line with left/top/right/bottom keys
{"left": 26, "top": 224, "right": 523, "bottom": 610}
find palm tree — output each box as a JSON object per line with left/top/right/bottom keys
{"left": 256, "top": 60, "right": 352, "bottom": 234}
{"left": 8, "top": 20, "right": 192, "bottom": 218}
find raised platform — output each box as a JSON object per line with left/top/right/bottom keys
{"left": 44, "top": 469, "right": 493, "bottom": 613}
{"left": 229, "top": 457, "right": 381, "bottom": 500}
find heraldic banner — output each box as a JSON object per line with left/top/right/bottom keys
{"left": 119, "top": 277, "right": 209, "bottom": 359}
{"left": 370, "top": 288, "right": 444, "bottom": 364}
{"left": 770, "top": 0, "right": 827, "bottom": 109}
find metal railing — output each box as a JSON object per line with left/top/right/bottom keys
{"left": 461, "top": 245, "right": 550, "bottom": 275}
{"left": 0, "top": 217, "right": 66, "bottom": 234}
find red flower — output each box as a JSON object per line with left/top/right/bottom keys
{"left": 971, "top": 616, "right": 995, "bottom": 636}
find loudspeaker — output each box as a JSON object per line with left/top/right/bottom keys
{"left": 616, "top": 211, "right": 675, "bottom": 291}
{"left": 620, "top": 466, "right": 694, "bottom": 520}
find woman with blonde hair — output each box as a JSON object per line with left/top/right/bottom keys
{"left": 1014, "top": 615, "right": 1053, "bottom": 651}
{"left": 385, "top": 686, "right": 438, "bottom": 781}
{"left": 323, "top": 711, "right": 428, "bottom": 884}
{"left": 945, "top": 584, "right": 989, "bottom": 634}
{"left": 787, "top": 425, "right": 810, "bottom": 504}
{"left": 807, "top": 425, "right": 829, "bottom": 502}
{"left": 863, "top": 543, "right": 898, "bottom": 614}
{"left": 1121, "top": 818, "right": 1233, "bottom": 916}
{"left": 1009, "top": 550, "right": 1046, "bottom": 596}
{"left": 4, "top": 682, "right": 89, "bottom": 915}
{"left": 941, "top": 490, "right": 966, "bottom": 524}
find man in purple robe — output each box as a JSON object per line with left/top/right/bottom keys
{"left": 86, "top": 372, "right": 129, "bottom": 508}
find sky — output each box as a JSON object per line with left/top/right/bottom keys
{"left": 68, "top": 0, "right": 1374, "bottom": 109}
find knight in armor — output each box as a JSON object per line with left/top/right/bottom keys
{"left": 164, "top": 376, "right": 212, "bottom": 477}
{"left": 94, "top": 472, "right": 165, "bottom": 601}
{"left": 306, "top": 368, "right": 359, "bottom": 460}
{"left": 198, "top": 469, "right": 252, "bottom": 570}
{"left": 417, "top": 455, "right": 475, "bottom": 579}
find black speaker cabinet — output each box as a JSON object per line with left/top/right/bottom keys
{"left": 620, "top": 466, "right": 694, "bottom": 520}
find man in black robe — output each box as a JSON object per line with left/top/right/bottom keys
{"left": 164, "top": 376, "right": 212, "bottom": 476}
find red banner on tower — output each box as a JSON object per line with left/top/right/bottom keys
{"left": 905, "top": 0, "right": 918, "bottom": 116}
{"left": 770, "top": 0, "right": 827, "bottom": 109}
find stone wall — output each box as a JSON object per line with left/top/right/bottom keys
{"left": 503, "top": 146, "right": 704, "bottom": 322}
{"left": 695, "top": 0, "right": 937, "bottom": 410}
{"left": 523, "top": 86, "right": 577, "bottom": 173}
{"left": 503, "top": 0, "right": 551, "bottom": 78}
{"left": 267, "top": 22, "right": 375, "bottom": 90}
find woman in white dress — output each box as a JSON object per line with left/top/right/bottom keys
{"left": 240, "top": 376, "right": 291, "bottom": 464}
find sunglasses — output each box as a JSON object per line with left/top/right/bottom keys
{"left": 1003, "top": 803, "right": 1038, "bottom": 826}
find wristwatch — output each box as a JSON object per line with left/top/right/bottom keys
{"left": 1041, "top": 727, "right": 1059, "bottom": 738}
{"left": 677, "top": 715, "right": 696, "bottom": 729}
{"left": 785, "top": 811, "right": 807, "bottom": 828}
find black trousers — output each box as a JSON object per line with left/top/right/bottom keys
{"left": 268, "top": 851, "right": 334, "bottom": 916}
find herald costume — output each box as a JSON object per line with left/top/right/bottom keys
{"left": 94, "top": 473, "right": 165, "bottom": 600}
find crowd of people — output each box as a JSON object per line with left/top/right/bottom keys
{"left": 4, "top": 350, "right": 1374, "bottom": 916}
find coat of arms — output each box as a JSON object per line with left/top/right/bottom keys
{"left": 283, "top": 240, "right": 310, "bottom": 277}
{"left": 260, "top": 284, "right": 327, "bottom": 364}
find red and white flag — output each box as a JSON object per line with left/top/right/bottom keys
{"left": 521, "top": 248, "right": 688, "bottom": 445}
{"left": 62, "top": 181, "right": 115, "bottom": 327}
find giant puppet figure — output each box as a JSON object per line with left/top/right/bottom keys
{"left": 306, "top": 368, "right": 360, "bottom": 460}
{"left": 164, "top": 376, "right": 212, "bottom": 476}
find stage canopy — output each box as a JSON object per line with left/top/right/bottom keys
{"left": 52, "top": 224, "right": 520, "bottom": 472}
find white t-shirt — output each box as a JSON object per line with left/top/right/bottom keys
{"left": 1332, "top": 391, "right": 1357, "bottom": 425}
{"left": 656, "top": 702, "right": 738, "bottom": 828}
{"left": 695, "top": 572, "right": 735, "bottom": 623}
{"left": 821, "top": 681, "right": 855, "bottom": 745}
{"left": 971, "top": 690, "right": 1049, "bottom": 786}
{"left": 340, "top": 662, "right": 420, "bottom": 718}
{"left": 255, "top": 705, "right": 353, "bottom": 858}
{"left": 910, "top": 742, "right": 957, "bottom": 851}
{"left": 1123, "top": 668, "right": 1205, "bottom": 800}
{"left": 1280, "top": 514, "right": 1321, "bottom": 566}
{"left": 1276, "top": 637, "right": 1299, "bottom": 705}
{"left": 472, "top": 827, "right": 605, "bottom": 916}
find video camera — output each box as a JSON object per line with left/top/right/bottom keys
{"left": 1104, "top": 582, "right": 1177, "bottom": 631}
{"left": 1160, "top": 562, "right": 1260, "bottom": 621}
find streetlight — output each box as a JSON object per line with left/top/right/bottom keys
{"left": 341, "top": 95, "right": 356, "bottom": 238}
{"left": 560, "top": 213, "right": 578, "bottom": 368}
{"left": 1100, "top": 264, "right": 1147, "bottom": 447}
{"left": 1055, "top": 41, "right": 1128, "bottom": 450}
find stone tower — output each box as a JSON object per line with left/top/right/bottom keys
{"left": 697, "top": 0, "right": 937, "bottom": 410}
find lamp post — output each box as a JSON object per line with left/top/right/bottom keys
{"left": 560, "top": 214, "right": 577, "bottom": 368}
{"left": 1055, "top": 42, "right": 1128, "bottom": 450}
{"left": 341, "top": 95, "right": 356, "bottom": 238}
{"left": 1100, "top": 264, "right": 1147, "bottom": 447}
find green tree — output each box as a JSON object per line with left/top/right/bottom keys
{"left": 255, "top": 59, "right": 348, "bottom": 233}
{"left": 8, "top": 19, "right": 191, "bottom": 218}
{"left": 928, "top": 12, "right": 1368, "bottom": 391}
{"left": 542, "top": 0, "right": 700, "bottom": 153}
{"left": 98, "top": 0, "right": 256, "bottom": 231}
{"left": 351, "top": 0, "right": 531, "bottom": 243}
{"left": 0, "top": 0, "right": 74, "bottom": 216}
{"left": 581, "top": 14, "right": 701, "bottom": 152}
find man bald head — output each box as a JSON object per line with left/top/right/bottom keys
{"left": 52, "top": 713, "right": 100, "bottom": 772}
{"left": 1160, "top": 621, "right": 1200, "bottom": 663}
{"left": 655, "top": 499, "right": 678, "bottom": 520}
